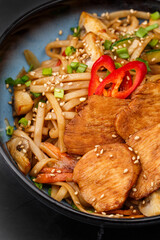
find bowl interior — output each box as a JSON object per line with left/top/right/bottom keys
{"left": 0, "top": 0, "right": 160, "bottom": 226}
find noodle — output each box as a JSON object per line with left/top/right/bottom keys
{"left": 6, "top": 9, "right": 160, "bottom": 218}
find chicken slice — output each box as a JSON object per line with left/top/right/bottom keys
{"left": 7, "top": 136, "right": 32, "bottom": 175}
{"left": 115, "top": 82, "right": 160, "bottom": 140}
{"left": 82, "top": 32, "right": 103, "bottom": 68}
{"left": 64, "top": 95, "right": 130, "bottom": 155}
{"left": 126, "top": 123, "right": 160, "bottom": 200}
{"left": 79, "top": 11, "right": 117, "bottom": 40}
{"left": 73, "top": 143, "right": 141, "bottom": 212}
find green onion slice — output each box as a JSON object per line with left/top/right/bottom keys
{"left": 65, "top": 46, "right": 76, "bottom": 56}
{"left": 6, "top": 126, "right": 14, "bottom": 136}
{"left": 42, "top": 68, "right": 52, "bottom": 76}
{"left": 76, "top": 63, "right": 88, "bottom": 73}
{"left": 18, "top": 117, "right": 28, "bottom": 127}
{"left": 150, "top": 11, "right": 160, "bottom": 20}
{"left": 116, "top": 48, "right": 129, "bottom": 59}
{"left": 54, "top": 88, "right": 64, "bottom": 98}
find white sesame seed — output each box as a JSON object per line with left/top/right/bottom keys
{"left": 68, "top": 82, "right": 73, "bottom": 85}
{"left": 151, "top": 181, "right": 154, "bottom": 187}
{"left": 94, "top": 147, "right": 98, "bottom": 152}
{"left": 50, "top": 174, "right": 55, "bottom": 177}
{"left": 59, "top": 30, "right": 63, "bottom": 35}
{"left": 112, "top": 134, "right": 117, "bottom": 138}
{"left": 143, "top": 174, "right": 147, "bottom": 179}
{"left": 79, "top": 97, "right": 86, "bottom": 102}
{"left": 101, "top": 212, "right": 106, "bottom": 215}
{"left": 22, "top": 149, "right": 27, "bottom": 153}
{"left": 128, "top": 147, "right": 133, "bottom": 151}
{"left": 100, "top": 194, "right": 104, "bottom": 199}
{"left": 51, "top": 169, "right": 55, "bottom": 173}
{"left": 109, "top": 154, "right": 113, "bottom": 158}
{"left": 96, "top": 153, "right": 100, "bottom": 157}
{"left": 134, "top": 136, "right": 140, "bottom": 140}
{"left": 137, "top": 155, "right": 140, "bottom": 160}
{"left": 123, "top": 168, "right": 129, "bottom": 174}
{"left": 56, "top": 170, "right": 62, "bottom": 173}
{"left": 132, "top": 187, "right": 137, "bottom": 192}
{"left": 74, "top": 191, "right": 78, "bottom": 195}
{"left": 100, "top": 149, "right": 104, "bottom": 155}
{"left": 134, "top": 160, "right": 139, "bottom": 164}
{"left": 132, "top": 156, "right": 136, "bottom": 161}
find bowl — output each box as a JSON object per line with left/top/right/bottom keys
{"left": 0, "top": 0, "right": 160, "bottom": 227}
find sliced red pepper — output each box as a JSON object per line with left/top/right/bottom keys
{"left": 56, "top": 50, "right": 66, "bottom": 66}
{"left": 95, "top": 61, "right": 147, "bottom": 99}
{"left": 119, "top": 71, "right": 132, "bottom": 92}
{"left": 88, "top": 55, "right": 116, "bottom": 96}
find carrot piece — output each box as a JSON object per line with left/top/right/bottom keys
{"left": 40, "top": 167, "right": 73, "bottom": 173}
{"left": 34, "top": 173, "right": 73, "bottom": 183}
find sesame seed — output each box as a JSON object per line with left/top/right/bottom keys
{"left": 132, "top": 156, "right": 136, "bottom": 161}
{"left": 59, "top": 30, "right": 63, "bottom": 35}
{"left": 132, "top": 187, "right": 137, "bottom": 192}
{"left": 79, "top": 97, "right": 86, "bottom": 102}
{"left": 56, "top": 170, "right": 62, "bottom": 173}
{"left": 50, "top": 174, "right": 55, "bottom": 177}
{"left": 137, "top": 155, "right": 140, "bottom": 160}
{"left": 123, "top": 168, "right": 129, "bottom": 174}
{"left": 151, "top": 181, "right": 154, "bottom": 187}
{"left": 100, "top": 194, "right": 104, "bottom": 199}
{"left": 112, "top": 134, "right": 117, "bottom": 138}
{"left": 101, "top": 212, "right": 106, "bottom": 215}
{"left": 100, "top": 149, "right": 104, "bottom": 155}
{"left": 74, "top": 191, "right": 78, "bottom": 195}
{"left": 94, "top": 147, "right": 98, "bottom": 152}
{"left": 128, "top": 147, "right": 133, "bottom": 151}
{"left": 51, "top": 169, "right": 55, "bottom": 173}
{"left": 143, "top": 174, "right": 147, "bottom": 179}
{"left": 68, "top": 82, "right": 73, "bottom": 85}
{"left": 92, "top": 197, "right": 96, "bottom": 202}
{"left": 22, "top": 149, "right": 27, "bottom": 153}
{"left": 134, "top": 160, "right": 139, "bottom": 164}
{"left": 96, "top": 153, "right": 100, "bottom": 157}
{"left": 134, "top": 136, "right": 140, "bottom": 140}
{"left": 109, "top": 154, "right": 113, "bottom": 158}
{"left": 152, "top": 58, "right": 156, "bottom": 62}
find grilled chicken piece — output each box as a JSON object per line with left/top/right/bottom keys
{"left": 7, "top": 136, "right": 32, "bottom": 175}
{"left": 82, "top": 32, "right": 103, "bottom": 68}
{"left": 73, "top": 143, "right": 141, "bottom": 212}
{"left": 126, "top": 123, "right": 160, "bottom": 200}
{"left": 115, "top": 82, "right": 160, "bottom": 140}
{"left": 64, "top": 95, "right": 129, "bottom": 155}
{"left": 79, "top": 11, "right": 117, "bottom": 40}
{"left": 139, "top": 189, "right": 160, "bottom": 217}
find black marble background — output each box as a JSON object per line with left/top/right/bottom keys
{"left": 0, "top": 0, "right": 160, "bottom": 239}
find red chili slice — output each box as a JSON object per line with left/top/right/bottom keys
{"left": 95, "top": 61, "right": 147, "bottom": 99}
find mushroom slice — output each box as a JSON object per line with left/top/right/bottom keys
{"left": 82, "top": 32, "right": 103, "bottom": 68}
{"left": 139, "top": 189, "right": 160, "bottom": 216}
{"left": 7, "top": 136, "right": 32, "bottom": 175}
{"left": 73, "top": 143, "right": 141, "bottom": 213}
{"left": 79, "top": 11, "right": 117, "bottom": 40}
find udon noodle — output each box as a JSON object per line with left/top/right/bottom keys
{"left": 5, "top": 9, "right": 160, "bottom": 218}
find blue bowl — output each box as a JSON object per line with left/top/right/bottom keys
{"left": 0, "top": 0, "right": 160, "bottom": 227}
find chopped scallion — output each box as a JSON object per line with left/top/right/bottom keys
{"left": 76, "top": 63, "right": 88, "bottom": 73}
{"left": 70, "top": 61, "right": 79, "bottom": 70}
{"left": 31, "top": 92, "right": 41, "bottom": 98}
{"left": 150, "top": 11, "right": 160, "bottom": 20}
{"left": 135, "top": 27, "right": 148, "bottom": 38}
{"left": 149, "top": 39, "right": 159, "bottom": 47}
{"left": 65, "top": 46, "right": 76, "bottom": 56}
{"left": 145, "top": 23, "right": 159, "bottom": 32}
{"left": 104, "top": 40, "right": 112, "bottom": 50}
{"left": 42, "top": 68, "right": 52, "bottom": 76}
{"left": 116, "top": 48, "right": 129, "bottom": 59}
{"left": 54, "top": 88, "right": 64, "bottom": 98}
{"left": 25, "top": 80, "right": 31, "bottom": 87}
{"left": 70, "top": 26, "right": 81, "bottom": 37}
{"left": 6, "top": 126, "right": 14, "bottom": 136}
{"left": 115, "top": 62, "right": 122, "bottom": 69}
{"left": 67, "top": 65, "right": 73, "bottom": 74}
{"left": 18, "top": 117, "right": 28, "bottom": 127}
{"left": 5, "top": 75, "right": 29, "bottom": 86}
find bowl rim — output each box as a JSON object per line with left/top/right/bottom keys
{"left": 0, "top": 0, "right": 160, "bottom": 226}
